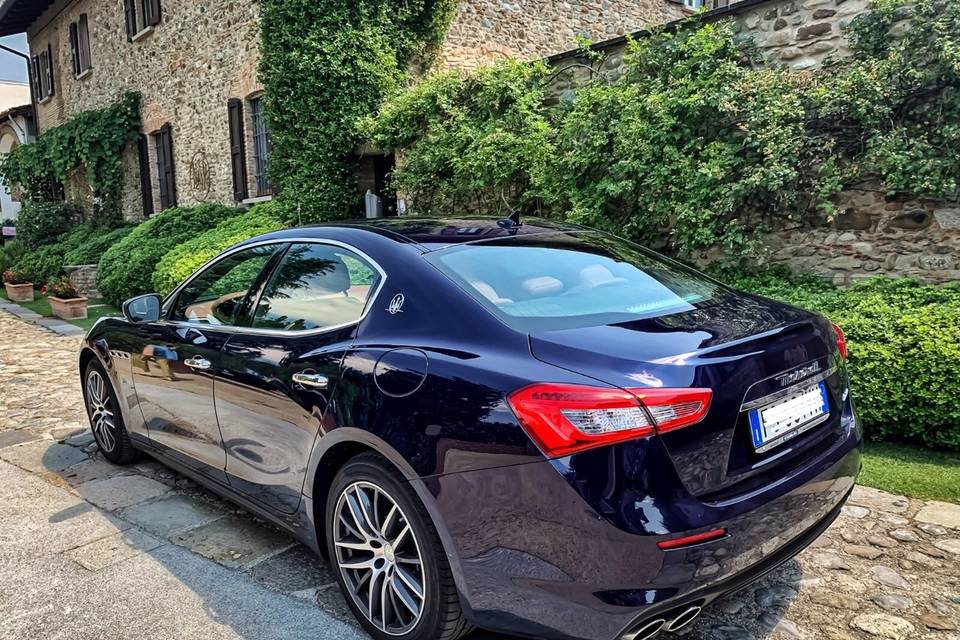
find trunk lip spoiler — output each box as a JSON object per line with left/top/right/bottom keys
{"left": 740, "top": 363, "right": 838, "bottom": 411}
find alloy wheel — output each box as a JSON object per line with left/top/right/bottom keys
{"left": 333, "top": 480, "right": 426, "bottom": 636}
{"left": 86, "top": 370, "right": 117, "bottom": 453}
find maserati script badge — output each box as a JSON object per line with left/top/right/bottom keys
{"left": 776, "top": 361, "right": 821, "bottom": 387}
{"left": 387, "top": 294, "right": 406, "bottom": 315}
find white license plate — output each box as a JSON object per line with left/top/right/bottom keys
{"left": 749, "top": 382, "right": 829, "bottom": 453}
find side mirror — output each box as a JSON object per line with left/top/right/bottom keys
{"left": 123, "top": 294, "right": 162, "bottom": 324}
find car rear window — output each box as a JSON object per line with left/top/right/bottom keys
{"left": 426, "top": 232, "right": 724, "bottom": 331}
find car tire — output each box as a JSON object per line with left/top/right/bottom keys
{"left": 83, "top": 360, "right": 141, "bottom": 465}
{"left": 325, "top": 453, "right": 472, "bottom": 640}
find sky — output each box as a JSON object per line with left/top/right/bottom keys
{"left": 0, "top": 33, "right": 29, "bottom": 84}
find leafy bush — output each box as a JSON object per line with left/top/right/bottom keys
{"left": 152, "top": 204, "right": 286, "bottom": 296}
{"left": 97, "top": 204, "right": 243, "bottom": 306}
{"left": 0, "top": 240, "right": 25, "bottom": 275}
{"left": 62, "top": 225, "right": 133, "bottom": 266}
{"left": 2, "top": 267, "right": 31, "bottom": 285}
{"left": 45, "top": 276, "right": 79, "bottom": 299}
{"left": 14, "top": 244, "right": 67, "bottom": 284}
{"left": 15, "top": 200, "right": 83, "bottom": 249}
{"left": 713, "top": 267, "right": 960, "bottom": 450}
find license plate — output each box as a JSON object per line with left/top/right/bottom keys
{"left": 749, "top": 382, "right": 829, "bottom": 453}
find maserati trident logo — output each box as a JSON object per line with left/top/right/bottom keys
{"left": 387, "top": 294, "right": 405, "bottom": 315}
{"left": 776, "top": 362, "right": 821, "bottom": 388}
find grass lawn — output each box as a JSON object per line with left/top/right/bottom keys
{"left": 0, "top": 288, "right": 120, "bottom": 331}
{"left": 860, "top": 441, "right": 960, "bottom": 504}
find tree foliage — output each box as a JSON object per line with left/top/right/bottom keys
{"left": 259, "top": 0, "right": 456, "bottom": 224}
{"left": 367, "top": 0, "right": 960, "bottom": 257}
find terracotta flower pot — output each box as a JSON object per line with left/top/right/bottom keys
{"left": 49, "top": 295, "right": 89, "bottom": 320}
{"left": 4, "top": 282, "right": 34, "bottom": 302}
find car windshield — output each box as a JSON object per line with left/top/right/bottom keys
{"left": 426, "top": 232, "right": 726, "bottom": 332}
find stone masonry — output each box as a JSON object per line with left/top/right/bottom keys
{"left": 546, "top": 0, "right": 957, "bottom": 284}
{"left": 0, "top": 305, "right": 958, "bottom": 639}
{"left": 24, "top": 0, "right": 687, "bottom": 223}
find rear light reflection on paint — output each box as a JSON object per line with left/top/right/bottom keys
{"left": 657, "top": 528, "right": 727, "bottom": 550}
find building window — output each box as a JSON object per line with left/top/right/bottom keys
{"left": 69, "top": 14, "right": 93, "bottom": 77}
{"left": 137, "top": 134, "right": 154, "bottom": 217}
{"left": 227, "top": 99, "right": 248, "bottom": 202}
{"left": 125, "top": 0, "right": 162, "bottom": 40}
{"left": 249, "top": 97, "right": 273, "bottom": 196}
{"left": 32, "top": 44, "right": 55, "bottom": 102}
{"left": 153, "top": 124, "right": 176, "bottom": 211}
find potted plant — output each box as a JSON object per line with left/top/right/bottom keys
{"left": 3, "top": 268, "right": 34, "bottom": 302}
{"left": 46, "top": 276, "right": 88, "bottom": 320}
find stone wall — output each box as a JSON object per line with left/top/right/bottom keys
{"left": 441, "top": 0, "right": 687, "bottom": 70}
{"left": 64, "top": 264, "right": 100, "bottom": 298}
{"left": 28, "top": 0, "right": 263, "bottom": 222}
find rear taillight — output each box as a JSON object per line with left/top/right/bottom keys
{"left": 507, "top": 383, "right": 712, "bottom": 457}
{"left": 832, "top": 323, "right": 848, "bottom": 360}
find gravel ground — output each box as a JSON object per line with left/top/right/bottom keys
{"left": 0, "top": 306, "right": 958, "bottom": 640}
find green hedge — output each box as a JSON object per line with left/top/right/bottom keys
{"left": 713, "top": 267, "right": 960, "bottom": 450}
{"left": 9, "top": 223, "right": 134, "bottom": 286}
{"left": 15, "top": 201, "right": 83, "bottom": 250}
{"left": 152, "top": 204, "right": 286, "bottom": 296}
{"left": 97, "top": 204, "right": 243, "bottom": 306}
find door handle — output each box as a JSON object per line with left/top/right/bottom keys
{"left": 184, "top": 356, "right": 212, "bottom": 371}
{"left": 293, "top": 372, "right": 329, "bottom": 389}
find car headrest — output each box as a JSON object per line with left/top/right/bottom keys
{"left": 313, "top": 256, "right": 352, "bottom": 294}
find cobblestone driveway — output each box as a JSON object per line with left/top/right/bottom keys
{"left": 0, "top": 307, "right": 958, "bottom": 640}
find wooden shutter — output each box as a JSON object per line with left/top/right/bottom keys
{"left": 228, "top": 99, "right": 248, "bottom": 202}
{"left": 155, "top": 125, "right": 177, "bottom": 210}
{"left": 44, "top": 44, "right": 54, "bottom": 97}
{"left": 69, "top": 23, "right": 80, "bottom": 76}
{"left": 124, "top": 0, "right": 137, "bottom": 39}
{"left": 78, "top": 15, "right": 91, "bottom": 72}
{"left": 146, "top": 0, "right": 162, "bottom": 27}
{"left": 30, "top": 56, "right": 41, "bottom": 101}
{"left": 138, "top": 134, "right": 154, "bottom": 217}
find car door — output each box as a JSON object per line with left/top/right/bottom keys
{"left": 216, "top": 241, "right": 385, "bottom": 513}
{"left": 130, "top": 243, "right": 286, "bottom": 481}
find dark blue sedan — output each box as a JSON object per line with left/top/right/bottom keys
{"left": 78, "top": 217, "right": 861, "bottom": 640}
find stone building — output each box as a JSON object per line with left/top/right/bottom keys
{"left": 0, "top": 80, "right": 33, "bottom": 220}
{"left": 0, "top": 0, "right": 688, "bottom": 223}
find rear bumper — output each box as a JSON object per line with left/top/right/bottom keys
{"left": 425, "top": 428, "right": 861, "bottom": 640}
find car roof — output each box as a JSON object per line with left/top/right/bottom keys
{"left": 287, "top": 216, "right": 583, "bottom": 251}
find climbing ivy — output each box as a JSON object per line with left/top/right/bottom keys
{"left": 0, "top": 92, "right": 141, "bottom": 223}
{"left": 259, "top": 0, "right": 456, "bottom": 224}
{"left": 366, "top": 0, "right": 960, "bottom": 258}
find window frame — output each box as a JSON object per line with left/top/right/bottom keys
{"left": 153, "top": 123, "right": 177, "bottom": 211}
{"left": 34, "top": 44, "right": 55, "bottom": 102}
{"left": 162, "top": 238, "right": 388, "bottom": 337}
{"left": 125, "top": 0, "right": 162, "bottom": 40}
{"left": 69, "top": 14, "right": 93, "bottom": 78}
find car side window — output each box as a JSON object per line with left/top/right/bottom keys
{"left": 172, "top": 245, "right": 280, "bottom": 326}
{"left": 252, "top": 243, "right": 382, "bottom": 332}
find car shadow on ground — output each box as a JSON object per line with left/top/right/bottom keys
{"left": 35, "top": 444, "right": 801, "bottom": 640}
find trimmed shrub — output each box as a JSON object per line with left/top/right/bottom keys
{"left": 97, "top": 204, "right": 242, "bottom": 306}
{"left": 8, "top": 223, "right": 134, "bottom": 289}
{"left": 15, "top": 200, "right": 83, "bottom": 249}
{"left": 14, "top": 244, "right": 66, "bottom": 284}
{"left": 62, "top": 225, "right": 134, "bottom": 266}
{"left": 153, "top": 204, "right": 286, "bottom": 296}
{"left": 713, "top": 267, "right": 960, "bottom": 450}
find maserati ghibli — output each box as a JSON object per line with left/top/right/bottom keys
{"left": 78, "top": 217, "right": 861, "bottom": 640}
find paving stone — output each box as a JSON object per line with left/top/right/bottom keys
{"left": 811, "top": 551, "right": 850, "bottom": 570}
{"left": 867, "top": 534, "right": 898, "bottom": 549}
{"left": 871, "top": 594, "right": 913, "bottom": 611}
{"left": 246, "top": 544, "right": 338, "bottom": 593}
{"left": 64, "top": 429, "right": 95, "bottom": 447}
{"left": 754, "top": 583, "right": 796, "bottom": 608}
{"left": 841, "top": 505, "right": 870, "bottom": 519}
{"left": 915, "top": 501, "right": 960, "bottom": 530}
{"left": 0, "top": 440, "right": 89, "bottom": 473}
{"left": 75, "top": 475, "right": 171, "bottom": 511}
{"left": 918, "top": 611, "right": 955, "bottom": 630}
{"left": 850, "top": 613, "right": 914, "bottom": 639}
{"left": 63, "top": 528, "right": 163, "bottom": 571}
{"left": 118, "top": 493, "right": 227, "bottom": 538}
{"left": 58, "top": 458, "right": 128, "bottom": 487}
{"left": 170, "top": 514, "right": 294, "bottom": 569}
{"left": 845, "top": 544, "right": 883, "bottom": 560}
{"left": 849, "top": 486, "right": 910, "bottom": 514}
{"left": 917, "top": 522, "right": 947, "bottom": 536}
{"left": 0, "top": 430, "right": 39, "bottom": 449}
{"left": 888, "top": 529, "right": 919, "bottom": 542}
{"left": 871, "top": 566, "right": 911, "bottom": 591}
{"left": 933, "top": 538, "right": 960, "bottom": 555}
{"left": 810, "top": 590, "right": 859, "bottom": 610}
{"left": 904, "top": 551, "right": 941, "bottom": 569}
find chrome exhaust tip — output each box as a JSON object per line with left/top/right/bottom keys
{"left": 622, "top": 618, "right": 666, "bottom": 640}
{"left": 666, "top": 606, "right": 702, "bottom": 632}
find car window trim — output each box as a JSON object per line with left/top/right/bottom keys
{"left": 161, "top": 237, "right": 388, "bottom": 338}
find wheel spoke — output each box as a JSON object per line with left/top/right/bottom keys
{"left": 391, "top": 578, "right": 420, "bottom": 616}
{"left": 380, "top": 504, "right": 398, "bottom": 538}
{"left": 392, "top": 524, "right": 410, "bottom": 548}
{"left": 395, "top": 565, "right": 423, "bottom": 599}
{"left": 340, "top": 557, "right": 377, "bottom": 571}
{"left": 369, "top": 570, "right": 385, "bottom": 630}
{"left": 380, "top": 569, "right": 392, "bottom": 629}
{"left": 345, "top": 492, "right": 373, "bottom": 541}
{"left": 335, "top": 538, "right": 374, "bottom": 552}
